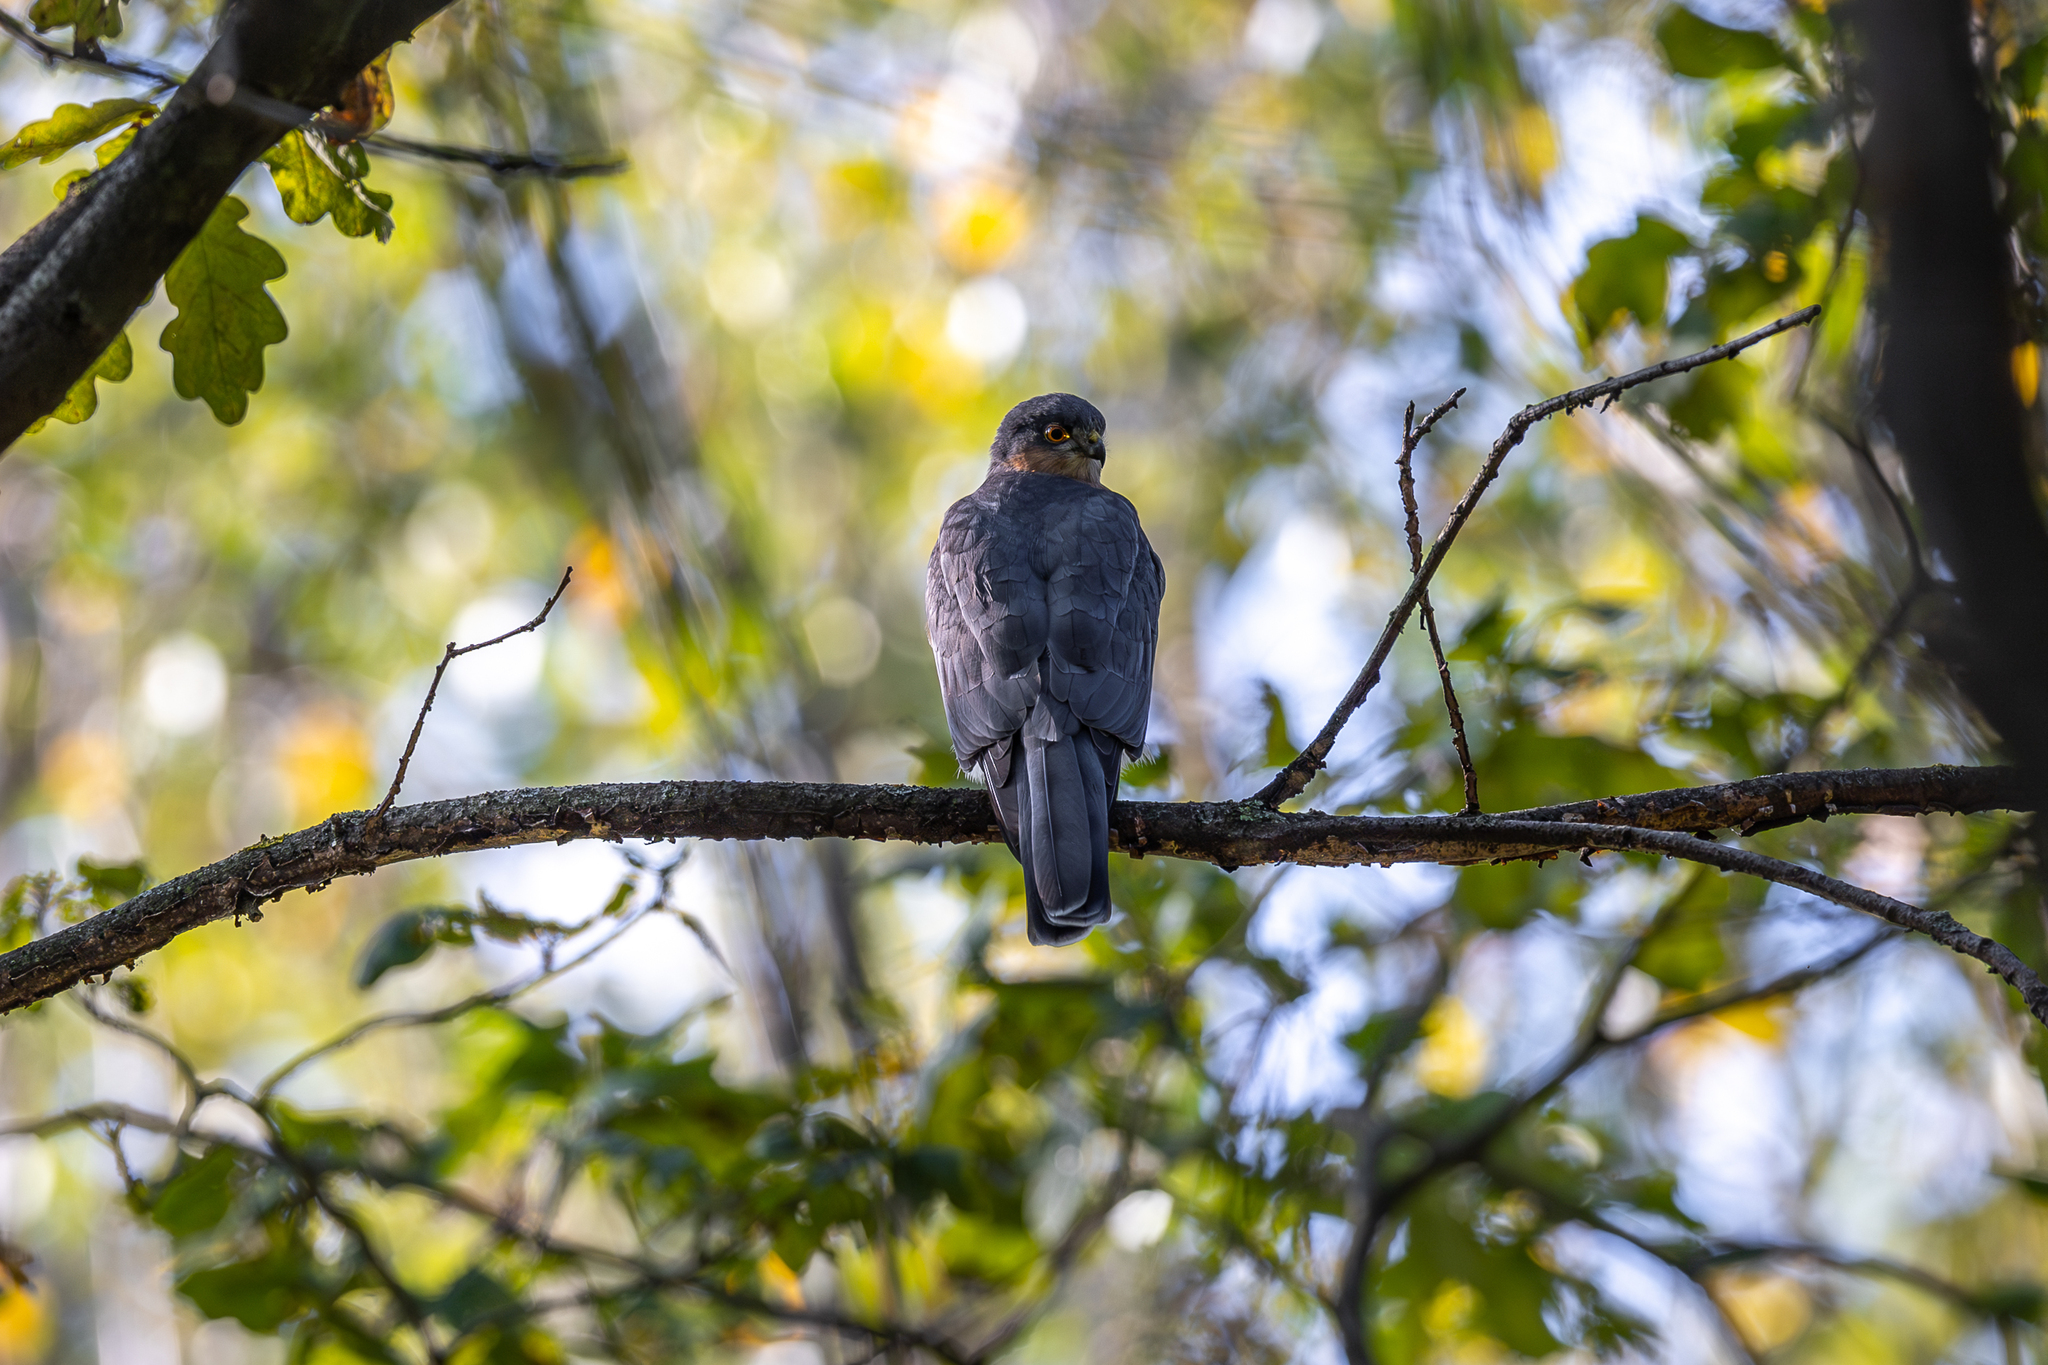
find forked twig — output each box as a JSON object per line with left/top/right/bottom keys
{"left": 1257, "top": 305, "right": 1823, "bottom": 806}
{"left": 1397, "top": 391, "right": 1480, "bottom": 814}
{"left": 370, "top": 567, "right": 573, "bottom": 823}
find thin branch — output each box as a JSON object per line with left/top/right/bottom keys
{"left": 1521, "top": 1164, "right": 2011, "bottom": 1330}
{"left": 964, "top": 1131, "right": 1135, "bottom": 1363}
{"left": 0, "top": 8, "right": 177, "bottom": 85}
{"left": 1636, "top": 927, "right": 1896, "bottom": 1037}
{"left": 1257, "top": 305, "right": 1824, "bottom": 806}
{"left": 255, "top": 890, "right": 659, "bottom": 1099}
{"left": 70, "top": 989, "right": 206, "bottom": 1131}
{"left": 1526, "top": 819, "right": 2048, "bottom": 1025}
{"left": 0, "top": 11, "right": 629, "bottom": 179}
{"left": 1335, "top": 893, "right": 1682, "bottom": 1365}
{"left": 1373, "top": 912, "right": 1897, "bottom": 1237}
{"left": 363, "top": 131, "right": 628, "bottom": 178}
{"left": 371, "top": 566, "right": 571, "bottom": 821}
{"left": 1396, "top": 390, "right": 1479, "bottom": 814}
{"left": 0, "top": 763, "right": 2025, "bottom": 1016}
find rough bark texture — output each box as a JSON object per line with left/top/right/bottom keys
{"left": 1861, "top": 0, "right": 2048, "bottom": 801}
{"left": 0, "top": 0, "right": 455, "bottom": 450}
{"left": 0, "top": 764, "right": 2023, "bottom": 1014}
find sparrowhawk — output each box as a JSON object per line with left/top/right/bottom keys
{"left": 926, "top": 394, "right": 1165, "bottom": 945}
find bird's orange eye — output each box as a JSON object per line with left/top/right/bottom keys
{"left": 1045, "top": 425, "right": 1071, "bottom": 443}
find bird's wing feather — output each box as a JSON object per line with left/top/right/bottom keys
{"left": 1043, "top": 489, "right": 1161, "bottom": 754}
{"left": 927, "top": 490, "right": 1049, "bottom": 776}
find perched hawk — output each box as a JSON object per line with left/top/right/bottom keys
{"left": 926, "top": 394, "right": 1165, "bottom": 945}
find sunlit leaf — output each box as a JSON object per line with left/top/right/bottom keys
{"left": 26, "top": 331, "right": 130, "bottom": 434}
{"left": 0, "top": 98, "right": 153, "bottom": 170}
{"left": 327, "top": 51, "right": 397, "bottom": 140}
{"left": 260, "top": 130, "right": 394, "bottom": 243}
{"left": 25, "top": 0, "right": 123, "bottom": 43}
{"left": 158, "top": 196, "right": 288, "bottom": 425}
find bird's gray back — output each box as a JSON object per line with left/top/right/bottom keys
{"left": 927, "top": 469, "right": 1162, "bottom": 778}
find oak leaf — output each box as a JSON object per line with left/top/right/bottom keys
{"left": 0, "top": 97, "right": 153, "bottom": 170}
{"left": 159, "top": 197, "right": 289, "bottom": 426}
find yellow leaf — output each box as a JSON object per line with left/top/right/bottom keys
{"left": 2014, "top": 342, "right": 2040, "bottom": 407}
{"left": 0, "top": 1280, "right": 54, "bottom": 1363}
{"left": 934, "top": 179, "right": 1030, "bottom": 272}
{"left": 1710, "top": 1268, "right": 1812, "bottom": 1352}
{"left": 1414, "top": 996, "right": 1489, "bottom": 1098}
{"left": 759, "top": 1252, "right": 804, "bottom": 1308}
{"left": 1715, "top": 998, "right": 1785, "bottom": 1042}
{"left": 327, "top": 51, "right": 395, "bottom": 140}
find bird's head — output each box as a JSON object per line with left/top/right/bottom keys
{"left": 990, "top": 393, "right": 1108, "bottom": 484}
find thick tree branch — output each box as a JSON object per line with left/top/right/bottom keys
{"left": 0, "top": 0, "right": 457, "bottom": 450}
{"left": 1860, "top": 0, "right": 2048, "bottom": 802}
{"left": 1256, "top": 305, "right": 1822, "bottom": 806}
{"left": 0, "top": 763, "right": 2024, "bottom": 1016}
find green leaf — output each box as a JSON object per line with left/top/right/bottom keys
{"left": 1120, "top": 745, "right": 1172, "bottom": 789}
{"left": 937, "top": 1213, "right": 1040, "bottom": 1283}
{"left": 26, "top": 0, "right": 123, "bottom": 43}
{"left": 179, "top": 1244, "right": 318, "bottom": 1332}
{"left": 96, "top": 124, "right": 139, "bottom": 167}
{"left": 26, "top": 331, "right": 130, "bottom": 435}
{"left": 260, "top": 131, "right": 394, "bottom": 243}
{"left": 112, "top": 975, "right": 151, "bottom": 1014}
{"left": 148, "top": 1146, "right": 243, "bottom": 1237}
{"left": 909, "top": 738, "right": 973, "bottom": 787}
{"left": 354, "top": 909, "right": 436, "bottom": 988}
{"left": 0, "top": 98, "right": 154, "bottom": 170}
{"left": 1663, "top": 356, "right": 1756, "bottom": 443}
{"left": 1478, "top": 725, "right": 1692, "bottom": 814}
{"left": 1260, "top": 683, "right": 1293, "bottom": 766}
{"left": 433, "top": 1268, "right": 523, "bottom": 1333}
{"left": 1571, "top": 216, "right": 1691, "bottom": 345}
{"left": 75, "top": 854, "right": 146, "bottom": 904}
{"left": 1634, "top": 873, "right": 1729, "bottom": 991}
{"left": 159, "top": 196, "right": 288, "bottom": 425}
{"left": 1375, "top": 1182, "right": 1564, "bottom": 1358}
{"left": 1655, "top": 6, "right": 1790, "bottom": 80}
{"left": 1974, "top": 1282, "right": 2047, "bottom": 1324}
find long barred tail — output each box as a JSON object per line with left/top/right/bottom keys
{"left": 988, "top": 727, "right": 1119, "bottom": 945}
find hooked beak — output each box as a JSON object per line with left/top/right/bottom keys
{"left": 1086, "top": 428, "right": 1106, "bottom": 461}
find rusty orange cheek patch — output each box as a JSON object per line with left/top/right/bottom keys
{"left": 1005, "top": 451, "right": 1101, "bottom": 483}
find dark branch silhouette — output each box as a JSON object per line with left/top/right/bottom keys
{"left": 1860, "top": 0, "right": 2048, "bottom": 802}
{"left": 0, "top": 762, "right": 2026, "bottom": 1016}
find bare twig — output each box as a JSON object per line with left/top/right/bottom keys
{"left": 370, "top": 567, "right": 572, "bottom": 822}
{"left": 1258, "top": 306, "right": 1824, "bottom": 806}
{"left": 0, "top": 11, "right": 629, "bottom": 179}
{"left": 1396, "top": 390, "right": 1479, "bottom": 814}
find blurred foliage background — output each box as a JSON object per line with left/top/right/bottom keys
{"left": 0, "top": 0, "right": 2044, "bottom": 1361}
